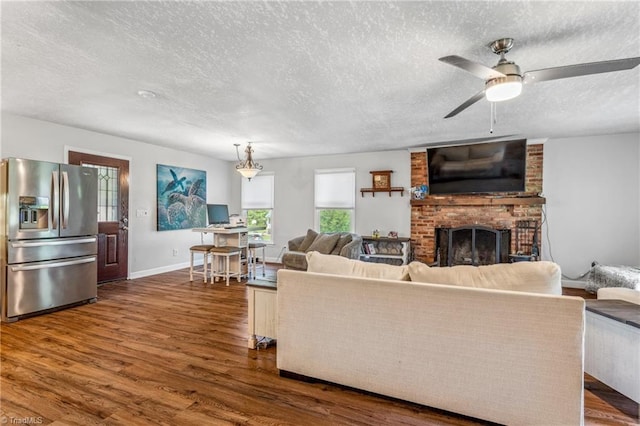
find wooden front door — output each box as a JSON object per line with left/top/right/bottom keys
{"left": 69, "top": 151, "right": 129, "bottom": 283}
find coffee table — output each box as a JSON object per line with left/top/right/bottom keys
{"left": 247, "top": 278, "right": 277, "bottom": 349}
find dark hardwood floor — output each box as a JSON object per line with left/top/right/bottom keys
{"left": 1, "top": 266, "right": 637, "bottom": 425}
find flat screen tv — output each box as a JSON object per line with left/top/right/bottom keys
{"left": 207, "top": 204, "right": 230, "bottom": 226}
{"left": 427, "top": 139, "right": 527, "bottom": 195}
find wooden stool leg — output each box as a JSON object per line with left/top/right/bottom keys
{"left": 189, "top": 250, "right": 194, "bottom": 281}
{"left": 202, "top": 251, "right": 208, "bottom": 283}
{"left": 225, "top": 255, "right": 230, "bottom": 286}
{"left": 211, "top": 254, "right": 217, "bottom": 283}
{"left": 236, "top": 252, "right": 242, "bottom": 282}
{"left": 249, "top": 248, "right": 256, "bottom": 278}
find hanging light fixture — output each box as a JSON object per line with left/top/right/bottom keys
{"left": 234, "top": 142, "right": 263, "bottom": 180}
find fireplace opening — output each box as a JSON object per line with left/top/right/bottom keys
{"left": 436, "top": 226, "right": 510, "bottom": 266}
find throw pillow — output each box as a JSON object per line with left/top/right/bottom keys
{"left": 306, "top": 233, "right": 340, "bottom": 254}
{"left": 297, "top": 229, "right": 318, "bottom": 252}
{"left": 307, "top": 251, "right": 410, "bottom": 281}
{"left": 331, "top": 234, "right": 353, "bottom": 255}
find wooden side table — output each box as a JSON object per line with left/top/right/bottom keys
{"left": 247, "top": 279, "right": 277, "bottom": 349}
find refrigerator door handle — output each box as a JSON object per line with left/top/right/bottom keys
{"left": 10, "top": 257, "right": 95, "bottom": 272}
{"left": 11, "top": 237, "right": 97, "bottom": 248}
{"left": 61, "top": 171, "right": 69, "bottom": 229}
{"left": 51, "top": 171, "right": 59, "bottom": 229}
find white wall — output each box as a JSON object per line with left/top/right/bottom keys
{"left": 4, "top": 113, "right": 637, "bottom": 284}
{"left": 229, "top": 150, "right": 412, "bottom": 261}
{"left": 1, "top": 113, "right": 231, "bottom": 278}
{"left": 542, "top": 132, "right": 640, "bottom": 283}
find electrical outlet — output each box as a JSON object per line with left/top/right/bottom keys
{"left": 172, "top": 249, "right": 178, "bottom": 256}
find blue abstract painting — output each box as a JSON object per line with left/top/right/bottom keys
{"left": 157, "top": 164, "right": 207, "bottom": 231}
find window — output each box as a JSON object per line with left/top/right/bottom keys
{"left": 314, "top": 168, "right": 355, "bottom": 233}
{"left": 241, "top": 173, "right": 274, "bottom": 243}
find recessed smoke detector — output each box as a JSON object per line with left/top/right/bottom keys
{"left": 137, "top": 89, "right": 157, "bottom": 99}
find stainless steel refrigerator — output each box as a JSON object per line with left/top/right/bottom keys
{"left": 1, "top": 158, "right": 98, "bottom": 322}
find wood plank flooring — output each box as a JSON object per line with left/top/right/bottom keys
{"left": 1, "top": 267, "right": 637, "bottom": 425}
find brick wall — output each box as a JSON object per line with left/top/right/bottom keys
{"left": 410, "top": 144, "right": 544, "bottom": 263}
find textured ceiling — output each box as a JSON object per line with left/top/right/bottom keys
{"left": 2, "top": 1, "right": 639, "bottom": 161}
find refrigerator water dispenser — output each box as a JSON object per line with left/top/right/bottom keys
{"left": 18, "top": 196, "right": 49, "bottom": 230}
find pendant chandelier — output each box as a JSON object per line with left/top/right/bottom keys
{"left": 234, "top": 142, "right": 263, "bottom": 180}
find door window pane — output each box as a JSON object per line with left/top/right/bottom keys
{"left": 83, "top": 164, "right": 119, "bottom": 222}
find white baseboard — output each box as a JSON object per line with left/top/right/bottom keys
{"left": 562, "top": 279, "right": 587, "bottom": 289}
{"left": 129, "top": 256, "right": 282, "bottom": 281}
{"left": 129, "top": 261, "right": 191, "bottom": 280}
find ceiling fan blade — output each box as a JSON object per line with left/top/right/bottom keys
{"left": 439, "top": 55, "right": 506, "bottom": 80}
{"left": 523, "top": 57, "right": 640, "bottom": 84}
{"left": 444, "top": 90, "right": 486, "bottom": 118}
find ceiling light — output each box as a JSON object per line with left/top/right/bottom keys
{"left": 137, "top": 89, "right": 157, "bottom": 99}
{"left": 234, "top": 142, "right": 263, "bottom": 181}
{"left": 485, "top": 76, "right": 523, "bottom": 102}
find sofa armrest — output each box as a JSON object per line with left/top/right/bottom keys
{"left": 340, "top": 235, "right": 363, "bottom": 259}
{"left": 288, "top": 235, "right": 305, "bottom": 251}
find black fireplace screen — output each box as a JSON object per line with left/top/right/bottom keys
{"left": 436, "top": 226, "right": 510, "bottom": 266}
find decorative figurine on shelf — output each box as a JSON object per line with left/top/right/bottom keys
{"left": 387, "top": 231, "right": 398, "bottom": 238}
{"left": 372, "top": 229, "right": 380, "bottom": 238}
{"left": 411, "top": 185, "right": 428, "bottom": 200}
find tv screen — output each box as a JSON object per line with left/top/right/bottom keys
{"left": 427, "top": 139, "right": 527, "bottom": 195}
{"left": 207, "top": 204, "right": 230, "bottom": 226}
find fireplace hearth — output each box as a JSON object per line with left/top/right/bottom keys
{"left": 436, "top": 226, "right": 510, "bottom": 266}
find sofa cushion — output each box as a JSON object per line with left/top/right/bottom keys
{"left": 331, "top": 234, "right": 353, "bottom": 255}
{"left": 282, "top": 251, "right": 308, "bottom": 270}
{"left": 407, "top": 261, "right": 561, "bottom": 295}
{"left": 297, "top": 229, "right": 319, "bottom": 252}
{"left": 306, "top": 233, "right": 340, "bottom": 254}
{"left": 306, "top": 251, "right": 410, "bottom": 281}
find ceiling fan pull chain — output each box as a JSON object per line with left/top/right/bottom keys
{"left": 489, "top": 102, "right": 496, "bottom": 133}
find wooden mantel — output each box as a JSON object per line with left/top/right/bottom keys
{"left": 410, "top": 195, "right": 546, "bottom": 206}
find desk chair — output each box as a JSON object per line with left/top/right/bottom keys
{"left": 189, "top": 244, "right": 215, "bottom": 282}
{"left": 210, "top": 246, "right": 242, "bottom": 286}
{"left": 248, "top": 242, "right": 267, "bottom": 279}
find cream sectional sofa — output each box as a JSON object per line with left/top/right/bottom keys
{"left": 277, "top": 252, "right": 585, "bottom": 426}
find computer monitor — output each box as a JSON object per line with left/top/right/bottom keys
{"left": 206, "top": 204, "right": 230, "bottom": 226}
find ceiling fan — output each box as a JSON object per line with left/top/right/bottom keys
{"left": 440, "top": 38, "right": 640, "bottom": 118}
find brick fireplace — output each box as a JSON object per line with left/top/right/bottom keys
{"left": 410, "top": 144, "right": 544, "bottom": 264}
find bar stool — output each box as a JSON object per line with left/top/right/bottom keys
{"left": 189, "top": 244, "right": 215, "bottom": 282}
{"left": 210, "top": 246, "right": 242, "bottom": 286}
{"left": 248, "top": 242, "right": 267, "bottom": 279}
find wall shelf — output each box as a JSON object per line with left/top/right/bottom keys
{"left": 410, "top": 195, "right": 545, "bottom": 206}
{"left": 360, "top": 187, "right": 405, "bottom": 197}
{"left": 360, "top": 170, "right": 404, "bottom": 197}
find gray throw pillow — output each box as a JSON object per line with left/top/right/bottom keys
{"left": 331, "top": 234, "right": 353, "bottom": 255}
{"left": 306, "top": 233, "right": 341, "bottom": 254}
{"left": 297, "top": 229, "right": 319, "bottom": 252}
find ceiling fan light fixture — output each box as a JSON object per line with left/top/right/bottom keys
{"left": 485, "top": 75, "right": 523, "bottom": 102}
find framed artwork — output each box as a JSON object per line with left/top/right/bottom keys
{"left": 371, "top": 170, "right": 392, "bottom": 189}
{"left": 156, "top": 164, "right": 207, "bottom": 231}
